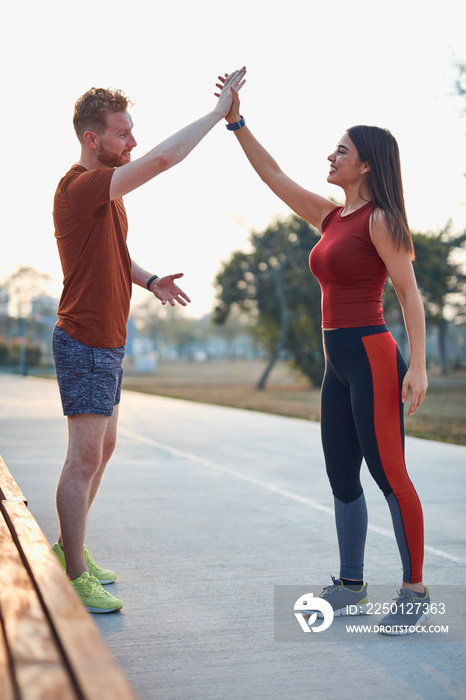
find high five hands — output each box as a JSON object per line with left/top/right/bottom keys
{"left": 215, "top": 68, "right": 246, "bottom": 118}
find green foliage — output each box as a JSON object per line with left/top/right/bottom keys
{"left": 412, "top": 227, "right": 466, "bottom": 324}
{"left": 214, "top": 215, "right": 324, "bottom": 385}
{"left": 412, "top": 226, "right": 466, "bottom": 374}
{"left": 379, "top": 227, "right": 466, "bottom": 329}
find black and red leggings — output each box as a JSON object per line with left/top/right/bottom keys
{"left": 321, "top": 325, "right": 424, "bottom": 584}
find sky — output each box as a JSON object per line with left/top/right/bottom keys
{"left": 2, "top": 0, "right": 466, "bottom": 318}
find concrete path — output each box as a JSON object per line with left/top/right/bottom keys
{"left": 1, "top": 374, "right": 465, "bottom": 700}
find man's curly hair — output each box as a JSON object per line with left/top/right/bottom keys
{"left": 73, "top": 87, "right": 133, "bottom": 142}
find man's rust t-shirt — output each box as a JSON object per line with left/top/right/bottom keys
{"left": 53, "top": 165, "right": 132, "bottom": 348}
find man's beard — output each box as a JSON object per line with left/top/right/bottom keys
{"left": 96, "top": 145, "right": 127, "bottom": 168}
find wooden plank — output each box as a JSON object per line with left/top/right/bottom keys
{"left": 2, "top": 500, "right": 138, "bottom": 700}
{"left": 0, "top": 615, "right": 16, "bottom": 700}
{"left": 0, "top": 513, "right": 79, "bottom": 700}
{"left": 0, "top": 456, "right": 27, "bottom": 503}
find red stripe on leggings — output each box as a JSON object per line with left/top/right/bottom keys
{"left": 362, "top": 332, "right": 424, "bottom": 583}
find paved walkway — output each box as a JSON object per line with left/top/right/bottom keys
{"left": 1, "top": 374, "right": 465, "bottom": 699}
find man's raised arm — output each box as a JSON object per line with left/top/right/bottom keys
{"left": 109, "top": 68, "right": 246, "bottom": 200}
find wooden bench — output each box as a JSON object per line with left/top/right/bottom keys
{"left": 0, "top": 454, "right": 138, "bottom": 700}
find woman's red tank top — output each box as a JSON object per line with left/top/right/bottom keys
{"left": 309, "top": 202, "right": 388, "bottom": 329}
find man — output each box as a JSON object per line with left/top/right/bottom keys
{"left": 51, "top": 69, "right": 246, "bottom": 613}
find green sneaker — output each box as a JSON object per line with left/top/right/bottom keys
{"left": 84, "top": 546, "right": 117, "bottom": 584}
{"left": 52, "top": 543, "right": 117, "bottom": 584}
{"left": 70, "top": 572, "right": 122, "bottom": 613}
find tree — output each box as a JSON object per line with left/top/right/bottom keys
{"left": 214, "top": 215, "right": 324, "bottom": 388}
{"left": 2, "top": 266, "right": 52, "bottom": 318}
{"left": 454, "top": 59, "right": 466, "bottom": 101}
{"left": 412, "top": 227, "right": 466, "bottom": 374}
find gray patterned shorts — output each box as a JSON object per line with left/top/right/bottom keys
{"left": 52, "top": 326, "right": 125, "bottom": 416}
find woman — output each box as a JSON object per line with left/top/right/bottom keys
{"left": 216, "top": 76, "right": 430, "bottom": 635}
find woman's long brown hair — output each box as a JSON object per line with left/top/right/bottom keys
{"left": 347, "top": 125, "right": 414, "bottom": 260}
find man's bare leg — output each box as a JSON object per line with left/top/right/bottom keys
{"left": 87, "top": 406, "right": 119, "bottom": 513}
{"left": 56, "top": 412, "right": 114, "bottom": 580}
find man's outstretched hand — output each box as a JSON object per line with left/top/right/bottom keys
{"left": 150, "top": 273, "right": 191, "bottom": 307}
